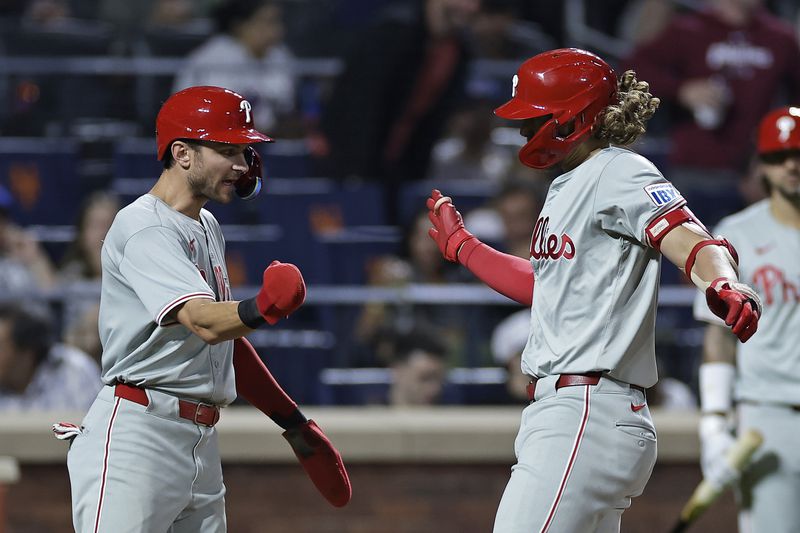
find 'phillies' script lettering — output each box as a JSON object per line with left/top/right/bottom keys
{"left": 530, "top": 216, "right": 575, "bottom": 260}
{"left": 751, "top": 265, "right": 799, "bottom": 305}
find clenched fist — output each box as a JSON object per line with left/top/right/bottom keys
{"left": 257, "top": 261, "right": 306, "bottom": 325}
{"left": 705, "top": 277, "right": 761, "bottom": 342}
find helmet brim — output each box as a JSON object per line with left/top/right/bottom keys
{"left": 208, "top": 128, "right": 274, "bottom": 145}
{"left": 494, "top": 98, "right": 551, "bottom": 120}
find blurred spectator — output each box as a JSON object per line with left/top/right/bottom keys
{"left": 354, "top": 210, "right": 469, "bottom": 364}
{"left": 0, "top": 185, "right": 56, "bottom": 291}
{"left": 319, "top": 0, "right": 480, "bottom": 206}
{"left": 465, "top": 181, "right": 541, "bottom": 259}
{"left": 387, "top": 325, "right": 448, "bottom": 406}
{"left": 428, "top": 100, "right": 513, "bottom": 183}
{"left": 63, "top": 301, "right": 101, "bottom": 365}
{"left": 625, "top": 0, "right": 800, "bottom": 192}
{"left": 58, "top": 191, "right": 119, "bottom": 283}
{"left": 172, "top": 0, "right": 296, "bottom": 134}
{"left": 57, "top": 192, "right": 119, "bottom": 370}
{"left": 469, "top": 0, "right": 555, "bottom": 60}
{"left": 147, "top": 0, "right": 200, "bottom": 28}
{"left": 24, "top": 0, "right": 70, "bottom": 28}
{"left": 98, "top": 0, "right": 212, "bottom": 40}
{"left": 490, "top": 308, "right": 530, "bottom": 403}
{"left": 0, "top": 303, "right": 101, "bottom": 411}
{"left": 617, "top": 0, "right": 678, "bottom": 47}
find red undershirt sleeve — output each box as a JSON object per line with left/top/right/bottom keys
{"left": 459, "top": 240, "right": 534, "bottom": 307}
{"left": 233, "top": 337, "right": 307, "bottom": 429}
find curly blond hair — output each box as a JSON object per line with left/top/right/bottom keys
{"left": 594, "top": 70, "right": 660, "bottom": 146}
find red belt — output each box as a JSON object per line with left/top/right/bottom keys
{"left": 114, "top": 383, "right": 221, "bottom": 427}
{"left": 526, "top": 373, "right": 644, "bottom": 402}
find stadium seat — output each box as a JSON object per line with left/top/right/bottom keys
{"left": 0, "top": 138, "right": 83, "bottom": 225}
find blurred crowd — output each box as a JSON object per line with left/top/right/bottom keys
{"left": 2, "top": 0, "right": 800, "bottom": 410}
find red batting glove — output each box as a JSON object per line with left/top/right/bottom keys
{"left": 426, "top": 189, "right": 478, "bottom": 263}
{"left": 256, "top": 261, "right": 306, "bottom": 325}
{"left": 283, "top": 420, "right": 352, "bottom": 507}
{"left": 705, "top": 278, "right": 762, "bottom": 342}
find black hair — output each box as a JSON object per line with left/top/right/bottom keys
{"left": 390, "top": 324, "right": 448, "bottom": 364}
{"left": 212, "top": 0, "right": 273, "bottom": 34}
{"left": 0, "top": 303, "right": 54, "bottom": 365}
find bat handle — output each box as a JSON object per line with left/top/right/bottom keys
{"left": 669, "top": 521, "right": 688, "bottom": 533}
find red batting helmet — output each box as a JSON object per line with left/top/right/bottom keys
{"left": 494, "top": 48, "right": 618, "bottom": 169}
{"left": 156, "top": 85, "right": 273, "bottom": 160}
{"left": 757, "top": 106, "right": 800, "bottom": 155}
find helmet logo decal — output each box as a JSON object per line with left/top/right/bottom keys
{"left": 511, "top": 74, "right": 519, "bottom": 97}
{"left": 776, "top": 116, "right": 795, "bottom": 143}
{"left": 240, "top": 100, "right": 252, "bottom": 123}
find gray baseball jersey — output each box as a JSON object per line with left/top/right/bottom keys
{"left": 495, "top": 147, "right": 680, "bottom": 532}
{"left": 68, "top": 193, "right": 235, "bottom": 532}
{"left": 693, "top": 200, "right": 800, "bottom": 533}
{"left": 693, "top": 200, "right": 800, "bottom": 404}
{"left": 521, "top": 146, "right": 685, "bottom": 387}
{"left": 98, "top": 193, "right": 236, "bottom": 405}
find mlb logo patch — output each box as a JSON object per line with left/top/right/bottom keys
{"left": 644, "top": 183, "right": 682, "bottom": 206}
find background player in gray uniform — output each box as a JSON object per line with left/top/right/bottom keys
{"left": 59, "top": 86, "right": 351, "bottom": 532}
{"left": 426, "top": 48, "right": 762, "bottom": 533}
{"left": 693, "top": 106, "right": 800, "bottom": 533}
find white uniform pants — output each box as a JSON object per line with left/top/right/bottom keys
{"left": 67, "top": 385, "right": 226, "bottom": 533}
{"left": 737, "top": 402, "right": 800, "bottom": 533}
{"left": 494, "top": 375, "right": 657, "bottom": 533}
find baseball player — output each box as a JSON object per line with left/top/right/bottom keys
{"left": 693, "top": 106, "right": 800, "bottom": 533}
{"left": 426, "top": 48, "right": 762, "bottom": 533}
{"left": 56, "top": 86, "right": 351, "bottom": 532}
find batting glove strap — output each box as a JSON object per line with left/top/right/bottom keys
{"left": 705, "top": 278, "right": 762, "bottom": 342}
{"left": 283, "top": 420, "right": 352, "bottom": 507}
{"left": 685, "top": 238, "right": 739, "bottom": 279}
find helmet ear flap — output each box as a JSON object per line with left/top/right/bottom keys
{"left": 235, "top": 146, "right": 264, "bottom": 200}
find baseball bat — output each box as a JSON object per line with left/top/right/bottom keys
{"left": 669, "top": 429, "right": 763, "bottom": 533}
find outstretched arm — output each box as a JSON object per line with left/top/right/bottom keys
{"left": 426, "top": 189, "right": 534, "bottom": 306}
{"left": 233, "top": 337, "right": 352, "bottom": 507}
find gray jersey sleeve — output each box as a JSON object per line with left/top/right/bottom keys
{"left": 593, "top": 152, "right": 685, "bottom": 245}
{"left": 119, "top": 226, "right": 215, "bottom": 325}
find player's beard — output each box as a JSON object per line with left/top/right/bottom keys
{"left": 187, "top": 162, "right": 233, "bottom": 204}
{"left": 775, "top": 181, "right": 800, "bottom": 208}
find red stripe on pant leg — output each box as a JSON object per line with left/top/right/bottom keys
{"left": 540, "top": 385, "right": 592, "bottom": 533}
{"left": 94, "top": 397, "right": 121, "bottom": 533}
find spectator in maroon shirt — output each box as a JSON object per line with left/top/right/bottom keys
{"left": 625, "top": 0, "right": 800, "bottom": 199}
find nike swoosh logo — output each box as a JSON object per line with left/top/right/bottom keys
{"left": 631, "top": 403, "right": 647, "bottom": 412}
{"left": 755, "top": 244, "right": 774, "bottom": 255}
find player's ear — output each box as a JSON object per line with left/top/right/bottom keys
{"left": 171, "top": 141, "right": 193, "bottom": 169}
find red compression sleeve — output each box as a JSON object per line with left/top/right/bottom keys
{"left": 460, "top": 242, "right": 534, "bottom": 306}
{"left": 233, "top": 337, "right": 306, "bottom": 429}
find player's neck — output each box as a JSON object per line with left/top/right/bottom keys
{"left": 151, "top": 174, "right": 205, "bottom": 221}
{"left": 769, "top": 193, "right": 800, "bottom": 229}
